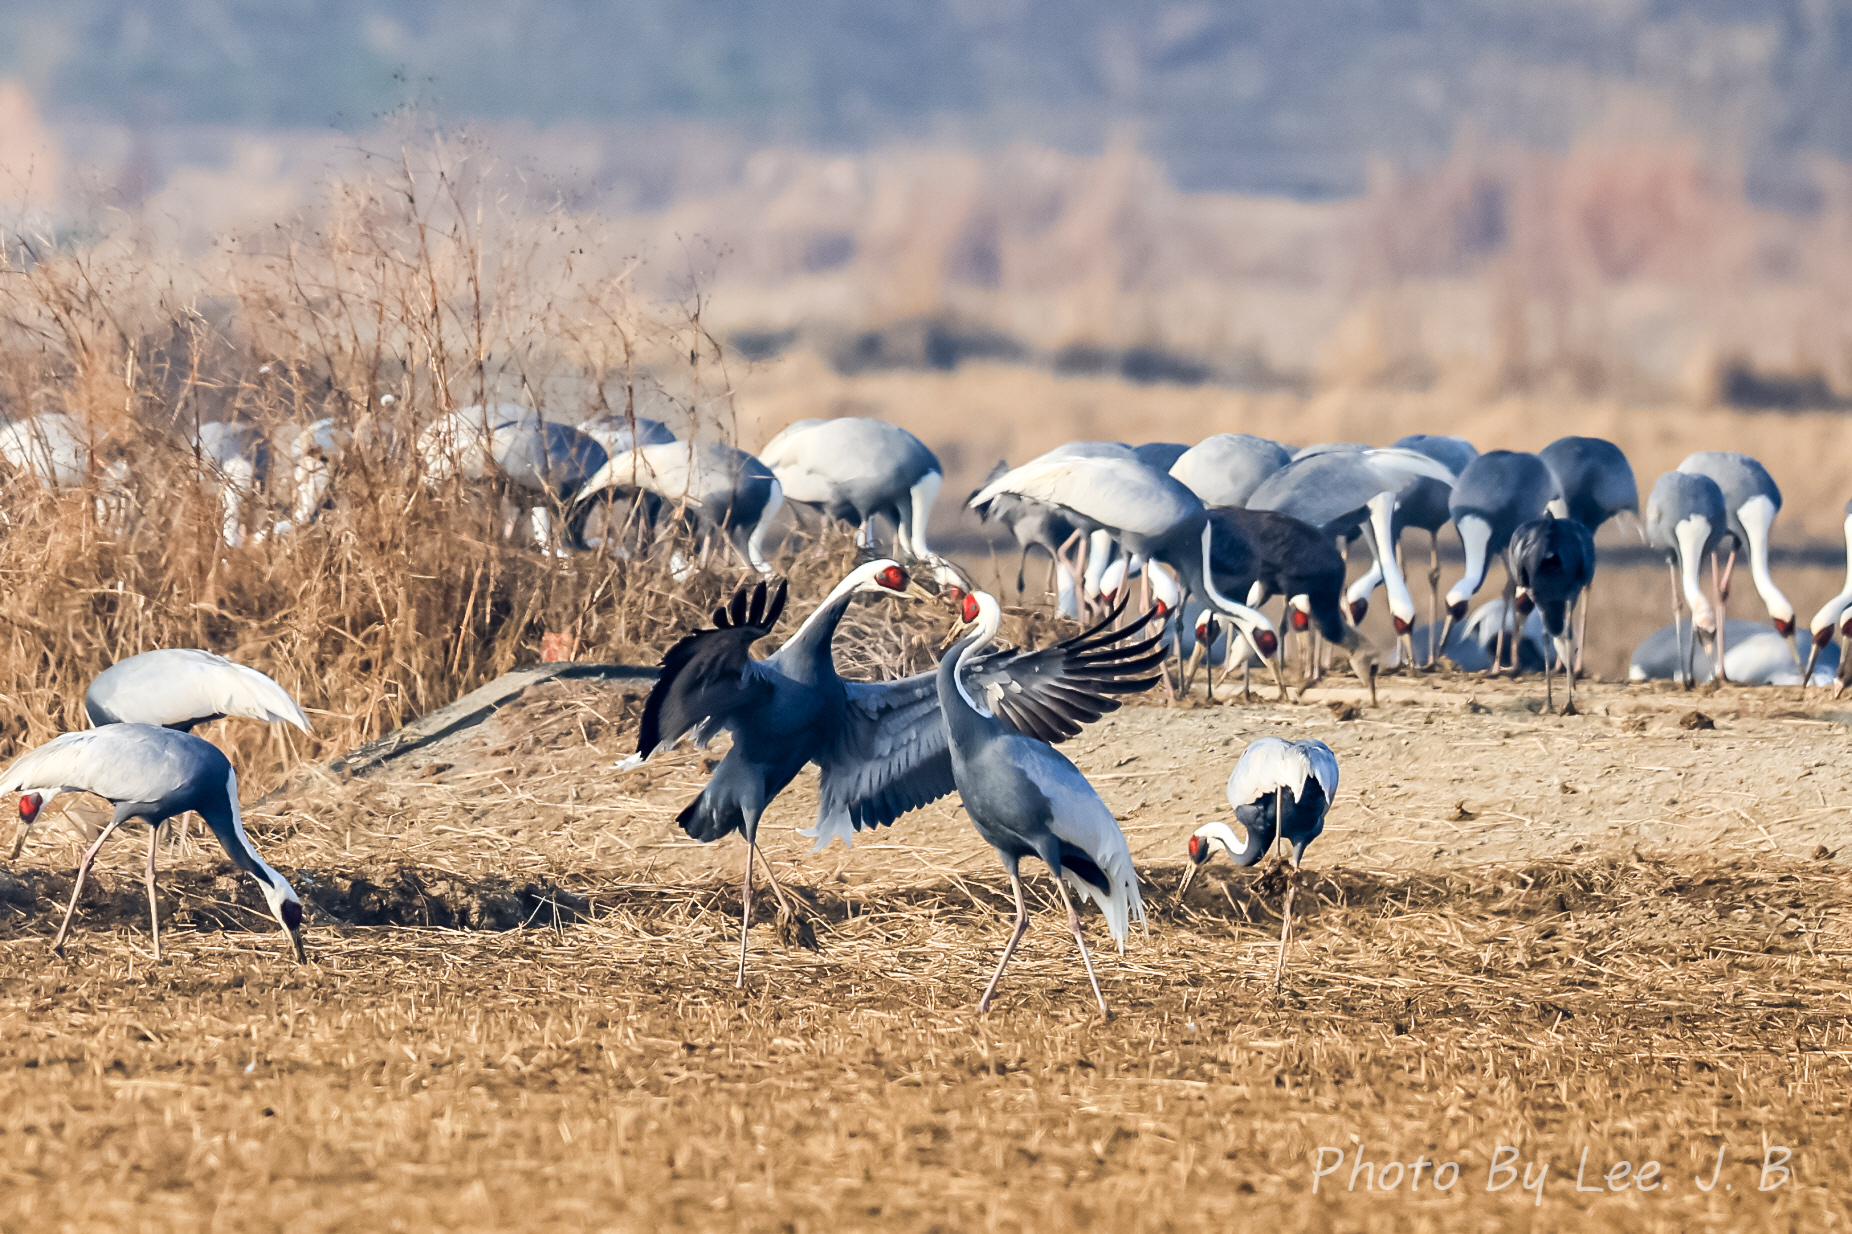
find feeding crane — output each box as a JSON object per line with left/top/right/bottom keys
{"left": 1438, "top": 451, "right": 1563, "bottom": 671}
{"left": 1645, "top": 470, "right": 1728, "bottom": 686}
{"left": 0, "top": 724, "right": 304, "bottom": 962}
{"left": 1678, "top": 452, "right": 1795, "bottom": 636}
{"left": 757, "top": 418, "right": 946, "bottom": 563}
{"left": 938, "top": 591, "right": 1145, "bottom": 1016}
{"left": 1509, "top": 512, "right": 1597, "bottom": 713}
{"left": 576, "top": 439, "right": 784, "bottom": 576}
{"left": 967, "top": 452, "right": 1284, "bottom": 688}
{"left": 1180, "top": 736, "right": 1338, "bottom": 989}
{"left": 1246, "top": 447, "right": 1456, "bottom": 667}
{"left": 1804, "top": 499, "right": 1852, "bottom": 684}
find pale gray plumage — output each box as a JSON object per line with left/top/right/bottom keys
{"left": 576, "top": 439, "right": 784, "bottom": 575}
{"left": 1168, "top": 433, "right": 1292, "bottom": 508}
{"left": 758, "top": 417, "right": 945, "bottom": 560}
{"left": 937, "top": 592, "right": 1144, "bottom": 1016}
{"left": 86, "top": 649, "right": 310, "bottom": 734}
{"left": 0, "top": 724, "right": 304, "bottom": 961}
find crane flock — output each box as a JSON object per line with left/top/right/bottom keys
{"left": 2, "top": 407, "right": 1845, "bottom": 1015}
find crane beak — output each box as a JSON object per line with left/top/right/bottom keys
{"left": 1177, "top": 860, "right": 1198, "bottom": 901}
{"left": 7, "top": 825, "right": 25, "bottom": 863}
{"left": 903, "top": 579, "right": 934, "bottom": 602}
{"left": 940, "top": 619, "right": 971, "bottom": 651}
{"left": 287, "top": 926, "right": 306, "bottom": 964}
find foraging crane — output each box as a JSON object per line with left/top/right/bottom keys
{"left": 1645, "top": 469, "right": 1728, "bottom": 686}
{"left": 1803, "top": 499, "right": 1852, "bottom": 683}
{"left": 967, "top": 453, "right": 1284, "bottom": 684}
{"left": 1509, "top": 512, "right": 1597, "bottom": 713}
{"left": 757, "top": 418, "right": 945, "bottom": 562}
{"left": 1168, "top": 434, "right": 1292, "bottom": 509}
{"left": 8, "top": 649, "right": 314, "bottom": 862}
{"left": 0, "top": 413, "right": 131, "bottom": 526}
{"left": 1179, "top": 736, "right": 1338, "bottom": 989}
{"left": 968, "top": 443, "right": 1136, "bottom": 598}
{"left": 0, "top": 413, "right": 124, "bottom": 490}
{"left": 1678, "top": 452, "right": 1795, "bottom": 636}
{"left": 420, "top": 405, "right": 611, "bottom": 550}
{"left": 1193, "top": 507, "right": 1377, "bottom": 702}
{"left": 1392, "top": 434, "right": 1477, "bottom": 653}
{"left": 573, "top": 415, "right": 677, "bottom": 548}
{"left": 938, "top": 591, "right": 1145, "bottom": 1016}
{"left": 1632, "top": 620, "right": 1836, "bottom": 687}
{"left": 576, "top": 439, "right": 784, "bottom": 576}
{"left": 1439, "top": 451, "right": 1563, "bottom": 670}
{"left": 1538, "top": 435, "right": 1638, "bottom": 670}
{"left": 1246, "top": 447, "right": 1456, "bottom": 664}
{"left": 623, "top": 563, "right": 1160, "bottom": 982}
{"left": 0, "top": 724, "right": 304, "bottom": 962}
{"left": 270, "top": 418, "right": 348, "bottom": 536}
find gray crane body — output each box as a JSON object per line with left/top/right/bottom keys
{"left": 85, "top": 648, "right": 311, "bottom": 733}
{"left": 1168, "top": 434, "right": 1292, "bottom": 508}
{"left": 0, "top": 724, "right": 303, "bottom": 960}
{"left": 758, "top": 417, "right": 945, "bottom": 559}
{"left": 1677, "top": 451, "right": 1794, "bottom": 633}
{"left": 1540, "top": 436, "right": 1638, "bottom": 532}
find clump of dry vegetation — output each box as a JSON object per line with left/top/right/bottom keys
{"left": 0, "top": 142, "right": 942, "bottom": 789}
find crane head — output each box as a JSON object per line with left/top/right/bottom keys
{"left": 1290, "top": 607, "right": 1310, "bottom": 632}
{"left": 18, "top": 792, "right": 42, "bottom": 826}
{"left": 1773, "top": 615, "right": 1795, "bottom": 637}
{"left": 1347, "top": 597, "right": 1368, "bottom": 624}
{"left": 1253, "top": 629, "right": 1278, "bottom": 658}
{"left": 855, "top": 559, "right": 932, "bottom": 602}
{"left": 961, "top": 592, "right": 981, "bottom": 623}
{"left": 1178, "top": 821, "right": 1243, "bottom": 900}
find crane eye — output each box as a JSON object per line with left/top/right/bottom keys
{"left": 961, "top": 594, "right": 981, "bottom": 622}
{"left": 18, "top": 792, "right": 40, "bottom": 823}
{"left": 876, "top": 565, "right": 907, "bottom": 591}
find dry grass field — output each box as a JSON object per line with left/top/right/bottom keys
{"left": 3, "top": 651, "right": 1851, "bottom": 1231}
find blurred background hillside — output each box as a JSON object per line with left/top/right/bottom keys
{"left": 6, "top": 2, "right": 1852, "bottom": 480}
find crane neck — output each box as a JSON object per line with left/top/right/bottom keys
{"left": 936, "top": 601, "right": 1004, "bottom": 751}
{"left": 772, "top": 572, "right": 867, "bottom": 682}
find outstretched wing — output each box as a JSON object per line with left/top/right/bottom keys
{"left": 807, "top": 602, "right": 1164, "bottom": 848}
{"left": 964, "top": 599, "right": 1167, "bottom": 742}
{"left": 634, "top": 578, "right": 788, "bottom": 758}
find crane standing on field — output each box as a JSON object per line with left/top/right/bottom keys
{"left": 1180, "top": 737, "right": 1338, "bottom": 990}
{"left": 0, "top": 724, "right": 305, "bottom": 963}
{"left": 938, "top": 591, "right": 1146, "bottom": 1017}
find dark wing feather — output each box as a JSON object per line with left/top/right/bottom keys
{"left": 811, "top": 673, "right": 955, "bottom": 845}
{"left": 966, "top": 598, "right": 1166, "bottom": 742}
{"left": 810, "top": 599, "right": 1163, "bottom": 843}
{"left": 636, "top": 579, "right": 786, "bottom": 757}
